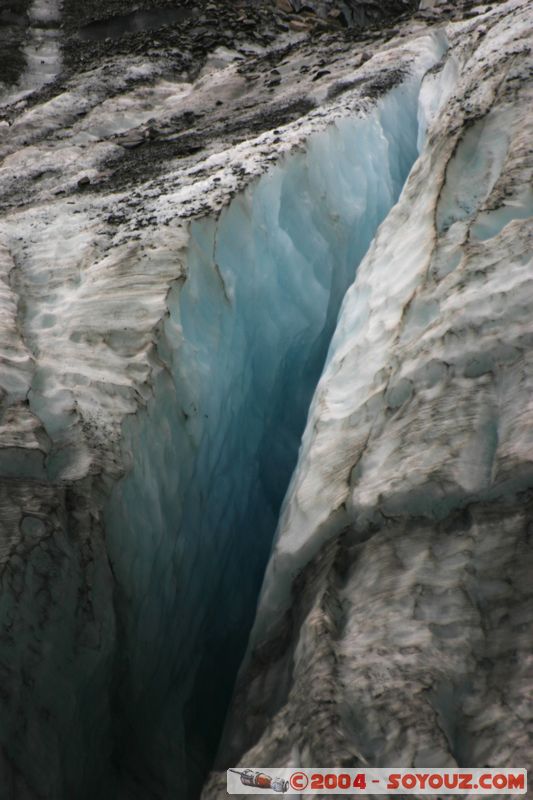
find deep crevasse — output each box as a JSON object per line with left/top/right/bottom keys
{"left": 207, "top": 7, "right": 533, "bottom": 791}
{"left": 103, "top": 34, "right": 445, "bottom": 799}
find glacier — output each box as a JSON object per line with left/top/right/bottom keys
{"left": 0, "top": 1, "right": 531, "bottom": 799}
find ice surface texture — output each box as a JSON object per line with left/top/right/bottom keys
{"left": 204, "top": 3, "right": 533, "bottom": 796}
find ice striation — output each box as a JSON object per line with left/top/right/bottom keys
{"left": 0, "top": 0, "right": 531, "bottom": 799}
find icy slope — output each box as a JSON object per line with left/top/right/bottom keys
{"left": 205, "top": 1, "right": 533, "bottom": 794}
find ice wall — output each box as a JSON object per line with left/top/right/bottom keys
{"left": 104, "top": 67, "right": 432, "bottom": 798}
